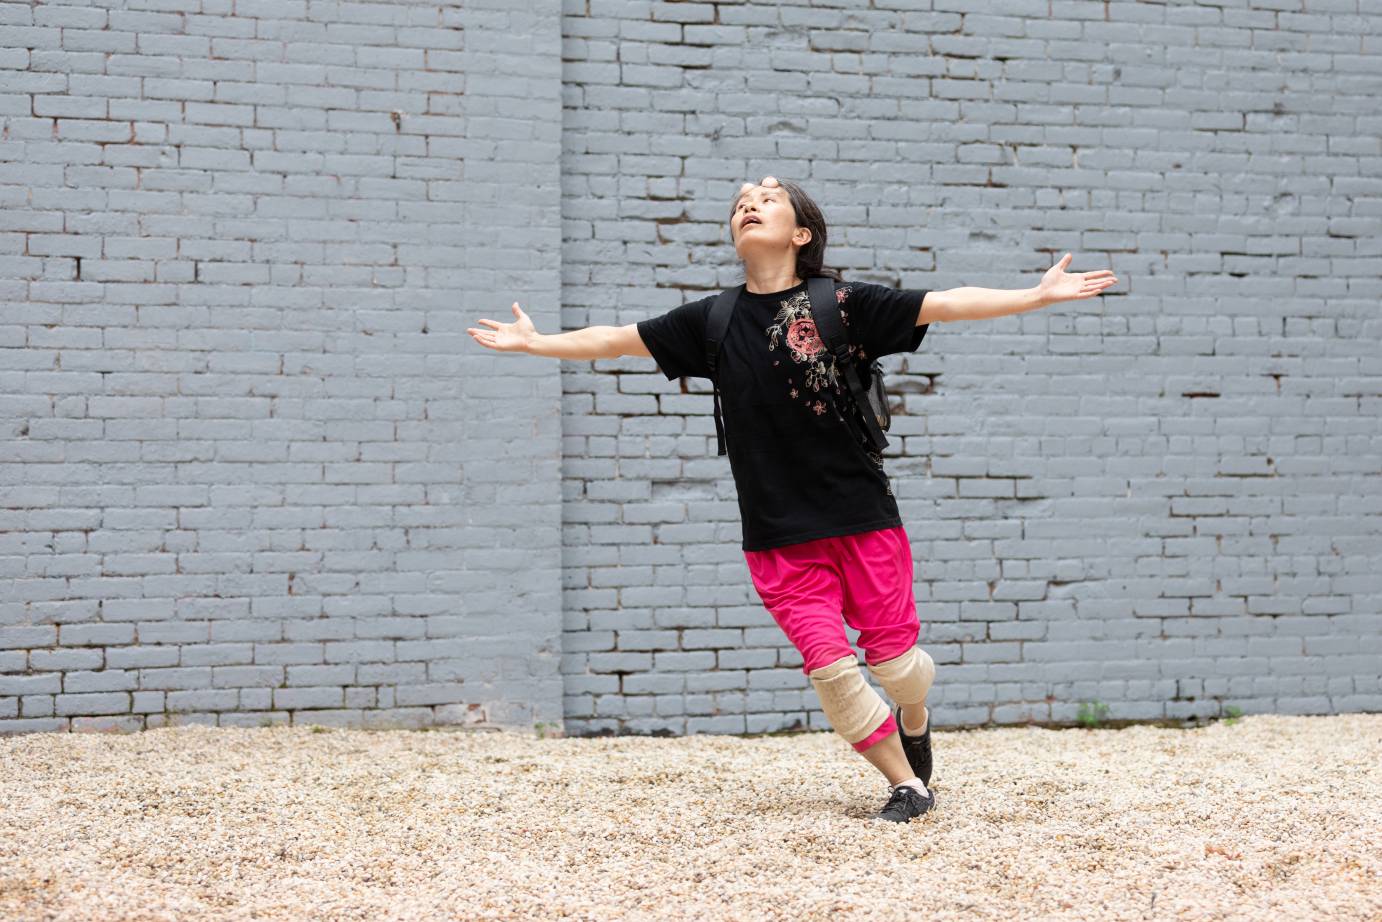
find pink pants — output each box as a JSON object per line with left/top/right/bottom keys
{"left": 743, "top": 524, "right": 920, "bottom": 753}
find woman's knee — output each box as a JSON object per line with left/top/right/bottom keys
{"left": 806, "top": 653, "right": 892, "bottom": 747}
{"left": 865, "top": 645, "right": 935, "bottom": 706}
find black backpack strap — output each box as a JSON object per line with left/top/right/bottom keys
{"left": 705, "top": 285, "right": 741, "bottom": 456}
{"left": 806, "top": 276, "right": 889, "bottom": 452}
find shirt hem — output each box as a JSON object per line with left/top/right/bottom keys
{"left": 741, "top": 515, "right": 904, "bottom": 553}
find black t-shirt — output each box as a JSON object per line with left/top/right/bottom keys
{"left": 636, "top": 279, "right": 931, "bottom": 551}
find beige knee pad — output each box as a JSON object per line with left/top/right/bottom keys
{"left": 866, "top": 645, "right": 935, "bottom": 707}
{"left": 808, "top": 654, "right": 891, "bottom": 747}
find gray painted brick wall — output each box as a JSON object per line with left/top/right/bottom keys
{"left": 558, "top": 1, "right": 1382, "bottom": 735}
{"left": 4, "top": 1, "right": 1379, "bottom": 740}
{"left": 1, "top": 0, "right": 565, "bottom": 733}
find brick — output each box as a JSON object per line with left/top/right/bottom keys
{"left": 55, "top": 692, "right": 130, "bottom": 716}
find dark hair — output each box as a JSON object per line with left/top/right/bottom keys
{"left": 728, "top": 178, "right": 845, "bottom": 283}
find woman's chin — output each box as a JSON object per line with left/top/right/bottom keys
{"left": 735, "top": 239, "right": 779, "bottom": 259}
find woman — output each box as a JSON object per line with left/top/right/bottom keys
{"left": 468, "top": 176, "right": 1118, "bottom": 823}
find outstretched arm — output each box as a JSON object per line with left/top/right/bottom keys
{"left": 919, "top": 253, "right": 1118, "bottom": 324}
{"left": 467, "top": 302, "right": 651, "bottom": 360}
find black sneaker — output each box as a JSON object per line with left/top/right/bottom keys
{"left": 894, "top": 704, "right": 933, "bottom": 786}
{"left": 875, "top": 783, "right": 935, "bottom": 823}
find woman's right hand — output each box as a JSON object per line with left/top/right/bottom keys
{"left": 468, "top": 302, "right": 536, "bottom": 353}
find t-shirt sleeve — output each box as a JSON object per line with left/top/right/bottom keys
{"left": 635, "top": 295, "right": 714, "bottom": 380}
{"left": 839, "top": 281, "right": 931, "bottom": 358}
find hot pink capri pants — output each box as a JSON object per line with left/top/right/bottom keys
{"left": 743, "top": 524, "right": 920, "bottom": 753}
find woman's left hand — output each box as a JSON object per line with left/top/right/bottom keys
{"left": 739, "top": 176, "right": 780, "bottom": 196}
{"left": 1037, "top": 253, "right": 1118, "bottom": 303}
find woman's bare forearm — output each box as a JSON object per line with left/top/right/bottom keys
{"left": 938, "top": 286, "right": 1049, "bottom": 322}
{"left": 929, "top": 254, "right": 1119, "bottom": 323}
{"left": 525, "top": 325, "right": 616, "bottom": 360}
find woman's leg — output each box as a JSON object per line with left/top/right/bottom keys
{"left": 744, "top": 541, "right": 897, "bottom": 755}
{"left": 836, "top": 526, "right": 934, "bottom": 736}
{"left": 855, "top": 722, "right": 923, "bottom": 786}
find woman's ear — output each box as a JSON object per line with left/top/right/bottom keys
{"left": 794, "top": 227, "right": 812, "bottom": 246}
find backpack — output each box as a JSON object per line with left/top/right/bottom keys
{"left": 703, "top": 275, "right": 891, "bottom": 457}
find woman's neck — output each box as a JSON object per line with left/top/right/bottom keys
{"left": 743, "top": 264, "right": 803, "bottom": 295}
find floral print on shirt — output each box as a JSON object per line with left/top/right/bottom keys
{"left": 763, "top": 284, "right": 890, "bottom": 491}
{"left": 765, "top": 286, "right": 843, "bottom": 394}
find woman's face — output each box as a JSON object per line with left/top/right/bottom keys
{"left": 730, "top": 177, "right": 810, "bottom": 257}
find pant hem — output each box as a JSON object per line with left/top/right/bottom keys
{"left": 851, "top": 711, "right": 897, "bottom": 752}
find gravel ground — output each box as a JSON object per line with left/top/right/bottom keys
{"left": 1, "top": 714, "right": 1378, "bottom": 921}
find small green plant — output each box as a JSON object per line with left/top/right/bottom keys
{"left": 1222, "top": 705, "right": 1243, "bottom": 725}
{"left": 533, "top": 721, "right": 562, "bottom": 739}
{"left": 310, "top": 724, "right": 330, "bottom": 733}
{"left": 1075, "top": 699, "right": 1110, "bottom": 728}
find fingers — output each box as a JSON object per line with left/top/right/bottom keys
{"left": 739, "top": 176, "right": 781, "bottom": 195}
{"left": 470, "top": 300, "right": 526, "bottom": 340}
